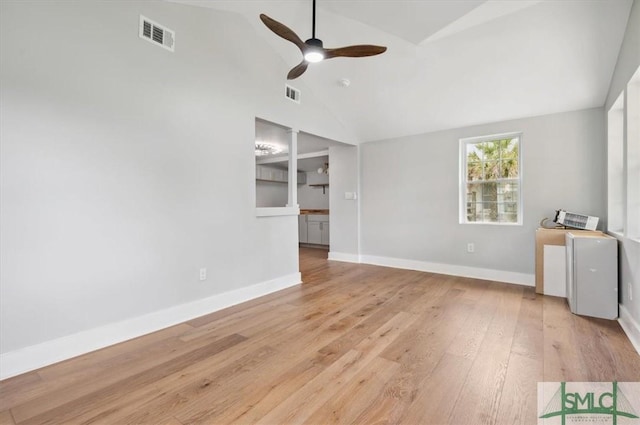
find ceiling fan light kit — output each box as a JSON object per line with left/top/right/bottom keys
{"left": 303, "top": 38, "right": 325, "bottom": 63}
{"left": 260, "top": 0, "right": 387, "bottom": 79}
{"left": 255, "top": 142, "right": 283, "bottom": 156}
{"left": 317, "top": 162, "right": 329, "bottom": 174}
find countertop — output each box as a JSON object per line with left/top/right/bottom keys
{"left": 300, "top": 209, "right": 329, "bottom": 215}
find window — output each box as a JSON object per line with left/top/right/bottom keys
{"left": 460, "top": 133, "right": 522, "bottom": 225}
{"left": 626, "top": 66, "right": 640, "bottom": 240}
{"left": 608, "top": 65, "right": 640, "bottom": 240}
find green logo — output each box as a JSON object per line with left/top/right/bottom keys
{"left": 539, "top": 382, "right": 639, "bottom": 424}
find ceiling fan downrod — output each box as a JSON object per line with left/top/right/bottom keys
{"left": 305, "top": 0, "right": 324, "bottom": 59}
{"left": 312, "top": 0, "right": 317, "bottom": 39}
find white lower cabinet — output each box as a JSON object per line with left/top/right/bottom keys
{"left": 321, "top": 222, "right": 330, "bottom": 245}
{"left": 300, "top": 214, "right": 329, "bottom": 246}
{"left": 298, "top": 215, "right": 308, "bottom": 243}
{"left": 307, "top": 221, "right": 322, "bottom": 244}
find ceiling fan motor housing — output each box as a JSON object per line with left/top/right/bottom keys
{"left": 305, "top": 38, "right": 323, "bottom": 48}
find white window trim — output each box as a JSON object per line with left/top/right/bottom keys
{"left": 459, "top": 132, "right": 523, "bottom": 226}
{"left": 607, "top": 65, "right": 640, "bottom": 243}
{"left": 607, "top": 92, "right": 625, "bottom": 235}
{"left": 625, "top": 67, "right": 640, "bottom": 242}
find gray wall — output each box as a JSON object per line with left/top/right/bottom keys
{"left": 329, "top": 145, "right": 360, "bottom": 256}
{"left": 298, "top": 171, "right": 330, "bottom": 209}
{"left": 0, "top": 1, "right": 355, "bottom": 355}
{"left": 605, "top": 0, "right": 640, "bottom": 327}
{"left": 256, "top": 181, "right": 288, "bottom": 208}
{"left": 360, "top": 108, "right": 606, "bottom": 276}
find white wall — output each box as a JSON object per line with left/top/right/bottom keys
{"left": 604, "top": 0, "right": 640, "bottom": 344}
{"left": 0, "top": 0, "right": 355, "bottom": 376}
{"left": 298, "top": 171, "right": 330, "bottom": 209}
{"left": 360, "top": 108, "right": 606, "bottom": 281}
{"left": 606, "top": 0, "right": 640, "bottom": 111}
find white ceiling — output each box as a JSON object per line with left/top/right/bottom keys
{"left": 175, "top": 0, "right": 633, "bottom": 143}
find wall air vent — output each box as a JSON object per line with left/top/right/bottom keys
{"left": 139, "top": 15, "right": 175, "bottom": 52}
{"left": 285, "top": 84, "right": 301, "bottom": 103}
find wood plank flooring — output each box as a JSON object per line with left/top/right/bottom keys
{"left": 1, "top": 247, "right": 639, "bottom": 424}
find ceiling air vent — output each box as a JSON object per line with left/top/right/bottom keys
{"left": 139, "top": 15, "right": 175, "bottom": 52}
{"left": 285, "top": 84, "right": 301, "bottom": 104}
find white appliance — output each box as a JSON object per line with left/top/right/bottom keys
{"left": 565, "top": 232, "right": 618, "bottom": 319}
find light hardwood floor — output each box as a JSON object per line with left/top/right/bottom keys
{"left": 1, "top": 247, "right": 639, "bottom": 424}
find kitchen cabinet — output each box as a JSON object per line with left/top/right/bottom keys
{"left": 298, "top": 172, "right": 307, "bottom": 185}
{"left": 307, "top": 221, "right": 322, "bottom": 244}
{"left": 298, "top": 215, "right": 308, "bottom": 243}
{"left": 256, "top": 165, "right": 306, "bottom": 185}
{"left": 321, "top": 222, "right": 330, "bottom": 245}
{"left": 256, "top": 165, "right": 286, "bottom": 182}
{"left": 299, "top": 213, "right": 329, "bottom": 246}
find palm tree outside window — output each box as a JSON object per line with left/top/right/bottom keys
{"left": 460, "top": 133, "right": 522, "bottom": 224}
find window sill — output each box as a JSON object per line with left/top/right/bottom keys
{"left": 256, "top": 207, "right": 300, "bottom": 217}
{"left": 609, "top": 231, "right": 640, "bottom": 244}
{"left": 460, "top": 221, "right": 523, "bottom": 226}
{"left": 608, "top": 230, "right": 625, "bottom": 239}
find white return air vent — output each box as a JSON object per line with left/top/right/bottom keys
{"left": 139, "top": 15, "right": 175, "bottom": 52}
{"left": 285, "top": 84, "right": 301, "bottom": 103}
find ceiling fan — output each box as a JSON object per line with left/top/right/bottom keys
{"left": 260, "top": 0, "right": 387, "bottom": 80}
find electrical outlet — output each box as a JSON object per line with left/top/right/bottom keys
{"left": 467, "top": 243, "right": 475, "bottom": 253}
{"left": 199, "top": 268, "right": 207, "bottom": 281}
{"left": 630, "top": 282, "right": 633, "bottom": 301}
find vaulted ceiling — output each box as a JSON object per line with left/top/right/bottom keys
{"left": 173, "top": 0, "right": 633, "bottom": 143}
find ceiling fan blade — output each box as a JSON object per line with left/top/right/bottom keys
{"left": 324, "top": 45, "right": 387, "bottom": 59}
{"left": 259, "top": 14, "right": 307, "bottom": 53}
{"left": 287, "top": 61, "right": 309, "bottom": 80}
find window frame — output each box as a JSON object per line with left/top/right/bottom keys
{"left": 607, "top": 65, "right": 640, "bottom": 242}
{"left": 459, "top": 132, "right": 523, "bottom": 226}
{"left": 625, "top": 66, "right": 640, "bottom": 242}
{"left": 607, "top": 92, "right": 625, "bottom": 236}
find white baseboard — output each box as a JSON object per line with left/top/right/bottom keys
{"left": 328, "top": 251, "right": 361, "bottom": 263}
{"left": 618, "top": 304, "right": 640, "bottom": 356}
{"left": 0, "top": 273, "right": 301, "bottom": 380}
{"left": 359, "top": 254, "right": 535, "bottom": 287}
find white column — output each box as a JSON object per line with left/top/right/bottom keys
{"left": 287, "top": 129, "right": 299, "bottom": 208}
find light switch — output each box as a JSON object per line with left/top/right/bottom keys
{"left": 344, "top": 192, "right": 357, "bottom": 200}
